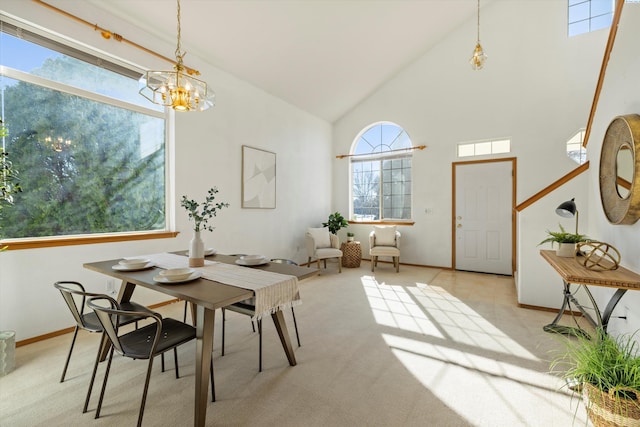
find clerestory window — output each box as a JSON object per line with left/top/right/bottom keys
{"left": 568, "top": 0, "right": 614, "bottom": 37}
{"left": 350, "top": 122, "right": 412, "bottom": 222}
{"left": 0, "top": 18, "right": 168, "bottom": 240}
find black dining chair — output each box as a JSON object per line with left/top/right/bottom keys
{"left": 86, "top": 295, "right": 215, "bottom": 427}
{"left": 221, "top": 258, "right": 301, "bottom": 372}
{"left": 54, "top": 281, "right": 157, "bottom": 383}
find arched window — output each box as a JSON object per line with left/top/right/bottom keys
{"left": 350, "top": 122, "right": 412, "bottom": 221}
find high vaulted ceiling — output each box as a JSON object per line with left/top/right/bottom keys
{"left": 82, "top": 0, "right": 487, "bottom": 122}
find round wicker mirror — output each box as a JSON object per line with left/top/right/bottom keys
{"left": 599, "top": 114, "right": 640, "bottom": 224}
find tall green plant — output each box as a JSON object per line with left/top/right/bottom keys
{"left": 552, "top": 328, "right": 640, "bottom": 398}
{"left": 322, "top": 211, "right": 348, "bottom": 235}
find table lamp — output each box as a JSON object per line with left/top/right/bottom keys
{"left": 556, "top": 198, "right": 579, "bottom": 234}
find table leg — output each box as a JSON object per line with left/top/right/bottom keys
{"left": 543, "top": 281, "right": 598, "bottom": 338}
{"left": 601, "top": 289, "right": 627, "bottom": 333}
{"left": 194, "top": 306, "right": 214, "bottom": 427}
{"left": 271, "top": 310, "right": 297, "bottom": 366}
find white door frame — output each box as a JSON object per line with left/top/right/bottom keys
{"left": 452, "top": 157, "right": 517, "bottom": 274}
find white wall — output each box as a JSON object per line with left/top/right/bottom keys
{"left": 581, "top": 4, "right": 640, "bottom": 337}
{"left": 334, "top": 1, "right": 606, "bottom": 268}
{"left": 0, "top": 2, "right": 332, "bottom": 341}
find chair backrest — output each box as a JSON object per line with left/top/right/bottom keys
{"left": 54, "top": 281, "right": 103, "bottom": 329}
{"left": 87, "top": 296, "right": 161, "bottom": 358}
{"left": 371, "top": 225, "right": 399, "bottom": 247}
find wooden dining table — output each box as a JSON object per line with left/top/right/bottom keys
{"left": 84, "top": 253, "right": 318, "bottom": 426}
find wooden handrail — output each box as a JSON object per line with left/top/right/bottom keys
{"left": 516, "top": 0, "right": 626, "bottom": 212}
{"left": 515, "top": 161, "right": 589, "bottom": 212}
{"left": 583, "top": 0, "right": 625, "bottom": 148}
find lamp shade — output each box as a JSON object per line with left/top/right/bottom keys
{"left": 556, "top": 198, "right": 577, "bottom": 218}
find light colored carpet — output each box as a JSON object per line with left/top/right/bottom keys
{"left": 0, "top": 262, "right": 590, "bottom": 426}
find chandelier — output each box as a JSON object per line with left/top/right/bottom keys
{"left": 43, "top": 135, "right": 72, "bottom": 152}
{"left": 470, "top": 0, "right": 487, "bottom": 70}
{"left": 139, "top": 0, "right": 215, "bottom": 112}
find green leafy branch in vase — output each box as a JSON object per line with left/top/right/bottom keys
{"left": 180, "top": 187, "right": 229, "bottom": 232}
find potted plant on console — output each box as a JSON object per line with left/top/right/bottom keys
{"left": 539, "top": 224, "right": 588, "bottom": 257}
{"left": 181, "top": 187, "right": 229, "bottom": 267}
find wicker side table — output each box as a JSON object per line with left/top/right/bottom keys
{"left": 341, "top": 241, "right": 362, "bottom": 268}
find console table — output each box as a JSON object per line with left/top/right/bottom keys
{"left": 540, "top": 249, "right": 640, "bottom": 337}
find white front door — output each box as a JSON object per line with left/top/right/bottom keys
{"left": 454, "top": 160, "right": 513, "bottom": 275}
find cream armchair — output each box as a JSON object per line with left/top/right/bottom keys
{"left": 369, "top": 226, "right": 401, "bottom": 272}
{"left": 305, "top": 227, "right": 342, "bottom": 273}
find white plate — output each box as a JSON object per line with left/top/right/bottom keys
{"left": 153, "top": 271, "right": 202, "bottom": 284}
{"left": 236, "top": 258, "right": 269, "bottom": 266}
{"left": 204, "top": 248, "right": 217, "bottom": 256}
{"left": 112, "top": 262, "right": 155, "bottom": 271}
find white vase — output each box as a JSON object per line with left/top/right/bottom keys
{"left": 189, "top": 231, "right": 205, "bottom": 267}
{"left": 556, "top": 242, "right": 576, "bottom": 258}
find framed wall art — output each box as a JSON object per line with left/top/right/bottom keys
{"left": 242, "top": 145, "right": 276, "bottom": 209}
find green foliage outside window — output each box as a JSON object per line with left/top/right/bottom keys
{"left": 1, "top": 33, "right": 166, "bottom": 239}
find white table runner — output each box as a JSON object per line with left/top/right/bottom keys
{"left": 134, "top": 253, "right": 300, "bottom": 319}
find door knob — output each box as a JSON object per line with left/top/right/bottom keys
{"left": 457, "top": 224, "right": 462, "bottom": 228}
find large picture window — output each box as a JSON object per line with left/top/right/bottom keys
{"left": 351, "top": 122, "right": 412, "bottom": 221}
{"left": 0, "top": 19, "right": 167, "bottom": 240}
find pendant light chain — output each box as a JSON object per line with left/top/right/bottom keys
{"left": 476, "top": 0, "right": 480, "bottom": 43}
{"left": 175, "top": 0, "right": 185, "bottom": 66}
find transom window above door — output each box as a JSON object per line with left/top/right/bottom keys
{"left": 350, "top": 122, "right": 413, "bottom": 222}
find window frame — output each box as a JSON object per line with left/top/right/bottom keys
{"left": 0, "top": 16, "right": 175, "bottom": 250}
{"left": 349, "top": 122, "right": 414, "bottom": 223}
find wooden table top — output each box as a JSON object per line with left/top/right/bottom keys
{"left": 84, "top": 253, "right": 319, "bottom": 310}
{"left": 540, "top": 250, "right": 640, "bottom": 290}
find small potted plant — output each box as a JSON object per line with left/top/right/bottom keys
{"left": 347, "top": 232, "right": 355, "bottom": 242}
{"left": 181, "top": 187, "right": 229, "bottom": 266}
{"left": 551, "top": 328, "right": 640, "bottom": 426}
{"left": 539, "top": 224, "right": 588, "bottom": 257}
{"left": 322, "top": 211, "right": 348, "bottom": 235}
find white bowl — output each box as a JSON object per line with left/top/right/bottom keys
{"left": 240, "top": 255, "right": 266, "bottom": 262}
{"left": 159, "top": 268, "right": 194, "bottom": 281}
{"left": 119, "top": 258, "right": 150, "bottom": 269}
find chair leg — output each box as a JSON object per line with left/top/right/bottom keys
{"left": 323, "top": 259, "right": 327, "bottom": 268}
{"left": 307, "top": 257, "right": 312, "bottom": 267}
{"left": 161, "top": 353, "right": 165, "bottom": 372}
{"left": 60, "top": 326, "right": 79, "bottom": 382}
{"left": 136, "top": 356, "right": 155, "bottom": 427}
{"left": 317, "top": 259, "right": 321, "bottom": 269}
{"left": 84, "top": 333, "right": 106, "bottom": 413}
{"left": 291, "top": 307, "right": 301, "bottom": 347}
{"left": 174, "top": 347, "right": 179, "bottom": 379}
{"left": 395, "top": 257, "right": 400, "bottom": 273}
{"left": 95, "top": 347, "right": 115, "bottom": 419}
{"left": 251, "top": 320, "right": 256, "bottom": 333}
{"left": 258, "top": 319, "right": 263, "bottom": 372}
{"left": 210, "top": 359, "right": 215, "bottom": 402}
{"left": 371, "top": 257, "right": 375, "bottom": 272}
{"left": 221, "top": 308, "right": 226, "bottom": 357}
{"left": 183, "top": 300, "right": 188, "bottom": 323}
{"left": 338, "top": 257, "right": 342, "bottom": 273}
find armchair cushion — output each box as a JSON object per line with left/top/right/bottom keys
{"left": 373, "top": 225, "right": 397, "bottom": 246}
{"left": 307, "top": 227, "right": 331, "bottom": 248}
